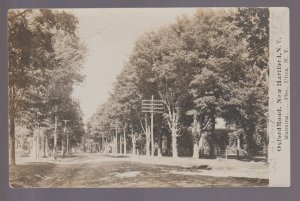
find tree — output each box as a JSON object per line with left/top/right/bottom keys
{"left": 128, "top": 19, "right": 197, "bottom": 157}
{"left": 8, "top": 9, "right": 85, "bottom": 164}
{"left": 90, "top": 8, "right": 269, "bottom": 159}
{"left": 188, "top": 8, "right": 269, "bottom": 156}
{"left": 233, "top": 8, "right": 269, "bottom": 155}
{"left": 128, "top": 33, "right": 162, "bottom": 156}
{"left": 234, "top": 8, "right": 269, "bottom": 71}
{"left": 187, "top": 9, "right": 251, "bottom": 157}
{"left": 111, "top": 63, "right": 142, "bottom": 154}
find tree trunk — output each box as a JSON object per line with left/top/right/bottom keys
{"left": 264, "top": 133, "right": 269, "bottom": 161}
{"left": 45, "top": 135, "right": 49, "bottom": 157}
{"left": 62, "top": 138, "right": 65, "bottom": 157}
{"left": 123, "top": 128, "right": 127, "bottom": 154}
{"left": 145, "top": 115, "right": 150, "bottom": 156}
{"left": 119, "top": 135, "right": 122, "bottom": 154}
{"left": 30, "top": 134, "right": 36, "bottom": 159}
{"left": 101, "top": 134, "right": 104, "bottom": 152}
{"left": 199, "top": 135, "right": 205, "bottom": 158}
{"left": 170, "top": 109, "right": 179, "bottom": 158}
{"left": 132, "top": 138, "right": 136, "bottom": 155}
{"left": 171, "top": 134, "right": 178, "bottom": 158}
{"left": 209, "top": 111, "right": 216, "bottom": 158}
{"left": 31, "top": 127, "right": 39, "bottom": 159}
{"left": 166, "top": 133, "right": 171, "bottom": 156}
{"left": 158, "top": 147, "right": 162, "bottom": 157}
{"left": 192, "top": 113, "right": 199, "bottom": 159}
{"left": 115, "top": 130, "right": 118, "bottom": 154}
{"left": 43, "top": 133, "right": 46, "bottom": 157}
{"left": 114, "top": 136, "right": 117, "bottom": 154}
{"left": 9, "top": 86, "right": 16, "bottom": 165}
{"left": 53, "top": 115, "right": 58, "bottom": 158}
{"left": 157, "top": 130, "right": 162, "bottom": 157}
{"left": 9, "top": 115, "right": 16, "bottom": 165}
{"left": 37, "top": 126, "right": 40, "bottom": 159}
{"left": 192, "top": 142, "right": 199, "bottom": 158}
{"left": 246, "top": 133, "right": 255, "bottom": 157}
{"left": 66, "top": 132, "right": 69, "bottom": 155}
{"left": 83, "top": 136, "right": 86, "bottom": 152}
{"left": 111, "top": 138, "right": 114, "bottom": 153}
{"left": 146, "top": 136, "right": 150, "bottom": 156}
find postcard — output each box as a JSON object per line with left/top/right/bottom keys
{"left": 8, "top": 7, "right": 290, "bottom": 188}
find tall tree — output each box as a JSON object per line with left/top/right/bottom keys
{"left": 233, "top": 8, "right": 269, "bottom": 155}
{"left": 90, "top": 8, "right": 269, "bottom": 158}
{"left": 8, "top": 9, "right": 85, "bottom": 164}
{"left": 189, "top": 9, "right": 250, "bottom": 157}
{"left": 234, "top": 8, "right": 269, "bottom": 71}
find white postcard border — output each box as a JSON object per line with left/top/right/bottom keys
{"left": 269, "top": 7, "right": 290, "bottom": 187}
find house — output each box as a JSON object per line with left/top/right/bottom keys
{"left": 199, "top": 118, "right": 246, "bottom": 158}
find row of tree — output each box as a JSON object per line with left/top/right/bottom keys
{"left": 8, "top": 9, "right": 86, "bottom": 165}
{"left": 88, "top": 8, "right": 269, "bottom": 158}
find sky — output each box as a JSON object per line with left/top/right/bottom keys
{"left": 70, "top": 8, "right": 197, "bottom": 123}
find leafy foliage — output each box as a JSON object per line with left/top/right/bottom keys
{"left": 9, "top": 9, "right": 86, "bottom": 164}
{"left": 90, "top": 8, "right": 269, "bottom": 157}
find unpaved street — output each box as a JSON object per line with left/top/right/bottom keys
{"left": 10, "top": 153, "right": 268, "bottom": 188}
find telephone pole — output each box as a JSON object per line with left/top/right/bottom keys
{"left": 142, "top": 95, "right": 164, "bottom": 157}
{"left": 110, "top": 120, "right": 122, "bottom": 154}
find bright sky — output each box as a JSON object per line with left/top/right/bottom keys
{"left": 70, "top": 8, "right": 197, "bottom": 122}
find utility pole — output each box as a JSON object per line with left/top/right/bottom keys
{"left": 63, "top": 120, "right": 70, "bottom": 156}
{"left": 142, "top": 95, "right": 164, "bottom": 157}
{"left": 151, "top": 96, "right": 154, "bottom": 156}
{"left": 145, "top": 113, "right": 150, "bottom": 156}
{"left": 119, "top": 134, "right": 122, "bottom": 154}
{"left": 110, "top": 120, "right": 122, "bottom": 154}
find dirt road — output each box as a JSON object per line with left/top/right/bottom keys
{"left": 9, "top": 153, "right": 268, "bottom": 188}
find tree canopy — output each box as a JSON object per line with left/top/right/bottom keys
{"left": 9, "top": 9, "right": 86, "bottom": 164}
{"left": 89, "top": 8, "right": 269, "bottom": 158}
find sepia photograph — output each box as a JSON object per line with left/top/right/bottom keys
{"left": 8, "top": 7, "right": 289, "bottom": 188}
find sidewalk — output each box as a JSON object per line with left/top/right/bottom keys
{"left": 118, "top": 154, "right": 268, "bottom": 179}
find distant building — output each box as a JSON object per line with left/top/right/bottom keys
{"left": 199, "top": 118, "right": 246, "bottom": 159}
